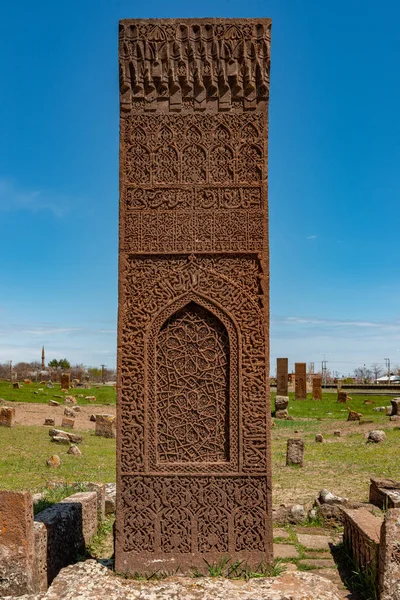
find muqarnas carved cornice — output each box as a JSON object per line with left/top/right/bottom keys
{"left": 119, "top": 18, "right": 271, "bottom": 112}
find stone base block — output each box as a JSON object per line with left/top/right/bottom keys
{"left": 0, "top": 406, "right": 15, "bottom": 427}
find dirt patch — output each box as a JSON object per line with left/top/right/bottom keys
{"left": 12, "top": 402, "right": 116, "bottom": 431}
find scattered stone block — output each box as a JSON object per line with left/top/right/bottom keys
{"left": 49, "top": 428, "right": 83, "bottom": 444}
{"left": 85, "top": 395, "right": 96, "bottom": 402}
{"left": 13, "top": 382, "right": 20, "bottom": 389}
{"left": 60, "top": 492, "right": 98, "bottom": 547}
{"left": 289, "top": 504, "right": 306, "bottom": 523}
{"left": 385, "top": 406, "right": 392, "bottom": 416}
{"left": 390, "top": 398, "right": 400, "bottom": 416}
{"left": 64, "top": 407, "right": 75, "bottom": 417}
{"left": 105, "top": 495, "right": 116, "bottom": 515}
{"left": 85, "top": 483, "right": 106, "bottom": 521}
{"left": 67, "top": 445, "right": 82, "bottom": 456}
{"left": 0, "top": 491, "right": 35, "bottom": 596}
{"left": 61, "top": 416, "right": 75, "bottom": 429}
{"left": 390, "top": 415, "right": 400, "bottom": 421}
{"left": 51, "top": 435, "right": 70, "bottom": 444}
{"left": 44, "top": 418, "right": 55, "bottom": 426}
{"left": 33, "top": 521, "right": 47, "bottom": 592}
{"left": 341, "top": 507, "right": 382, "bottom": 573}
{"left": 367, "top": 430, "right": 386, "bottom": 443}
{"left": 95, "top": 414, "right": 116, "bottom": 438}
{"left": 286, "top": 438, "right": 304, "bottom": 466}
{"left": 49, "top": 400, "right": 60, "bottom": 406}
{"left": 275, "top": 395, "right": 289, "bottom": 411}
{"left": 315, "top": 434, "right": 324, "bottom": 443}
{"left": 73, "top": 406, "right": 81, "bottom": 413}
{"left": 364, "top": 400, "right": 375, "bottom": 405}
{"left": 0, "top": 406, "right": 15, "bottom": 427}
{"left": 64, "top": 395, "right": 77, "bottom": 404}
{"left": 89, "top": 414, "right": 96, "bottom": 422}
{"left": 347, "top": 410, "right": 362, "bottom": 421}
{"left": 379, "top": 508, "right": 400, "bottom": 600}
{"left": 275, "top": 409, "right": 289, "bottom": 419}
{"left": 46, "top": 455, "right": 61, "bottom": 468}
{"left": 374, "top": 406, "right": 387, "bottom": 412}
{"left": 318, "top": 489, "right": 347, "bottom": 505}
{"left": 369, "top": 477, "right": 400, "bottom": 509}
{"left": 333, "top": 431, "right": 341, "bottom": 437}
{"left": 337, "top": 391, "right": 348, "bottom": 403}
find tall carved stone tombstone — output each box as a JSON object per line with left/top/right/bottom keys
{"left": 276, "top": 357, "right": 288, "bottom": 396}
{"left": 312, "top": 375, "right": 322, "bottom": 400}
{"left": 116, "top": 18, "right": 272, "bottom": 574}
{"left": 295, "top": 362, "right": 307, "bottom": 400}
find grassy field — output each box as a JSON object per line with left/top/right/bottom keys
{"left": 1, "top": 390, "right": 399, "bottom": 506}
{"left": 0, "top": 380, "right": 116, "bottom": 405}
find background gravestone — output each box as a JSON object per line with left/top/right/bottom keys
{"left": 60, "top": 373, "right": 70, "bottom": 390}
{"left": 276, "top": 358, "right": 288, "bottom": 396}
{"left": 295, "top": 362, "right": 307, "bottom": 400}
{"left": 312, "top": 375, "right": 322, "bottom": 400}
{"left": 116, "top": 18, "right": 272, "bottom": 574}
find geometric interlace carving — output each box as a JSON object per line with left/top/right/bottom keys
{"left": 157, "top": 302, "right": 229, "bottom": 463}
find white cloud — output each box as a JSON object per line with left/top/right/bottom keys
{"left": 0, "top": 177, "right": 80, "bottom": 217}
{"left": 306, "top": 235, "right": 317, "bottom": 239}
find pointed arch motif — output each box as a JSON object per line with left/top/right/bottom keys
{"left": 209, "top": 143, "right": 235, "bottom": 184}
{"left": 147, "top": 290, "right": 239, "bottom": 473}
{"left": 125, "top": 144, "right": 151, "bottom": 184}
{"left": 182, "top": 144, "right": 207, "bottom": 183}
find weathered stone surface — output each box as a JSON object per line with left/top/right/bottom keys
{"left": 67, "top": 445, "right": 81, "bottom": 456}
{"left": 289, "top": 504, "right": 306, "bottom": 523}
{"left": 95, "top": 414, "right": 116, "bottom": 438}
{"left": 275, "top": 395, "right": 289, "bottom": 411}
{"left": 390, "top": 398, "right": 400, "bottom": 416}
{"left": 49, "top": 429, "right": 82, "bottom": 444}
{"left": 315, "top": 434, "right": 324, "bottom": 443}
{"left": 33, "top": 522, "right": 48, "bottom": 593}
{"left": 273, "top": 528, "right": 290, "bottom": 539}
{"left": 318, "top": 489, "right": 347, "bottom": 505}
{"left": 379, "top": 508, "right": 400, "bottom": 600}
{"left": 273, "top": 543, "right": 299, "bottom": 558}
{"left": 312, "top": 375, "right": 322, "bottom": 400}
{"left": 341, "top": 507, "right": 382, "bottom": 572}
{"left": 333, "top": 431, "right": 341, "bottom": 437}
{"left": 337, "top": 391, "right": 347, "bottom": 403}
{"left": 51, "top": 435, "right": 70, "bottom": 445}
{"left": 276, "top": 358, "right": 288, "bottom": 396}
{"left": 275, "top": 409, "right": 289, "bottom": 419}
{"left": 299, "top": 558, "right": 336, "bottom": 569}
{"left": 46, "top": 455, "right": 61, "bottom": 468}
{"left": 85, "top": 396, "right": 96, "bottom": 402}
{"left": 44, "top": 418, "right": 55, "bottom": 426}
{"left": 64, "top": 407, "right": 75, "bottom": 418}
{"left": 64, "top": 395, "right": 77, "bottom": 404}
{"left": 61, "top": 416, "right": 75, "bottom": 429}
{"left": 89, "top": 414, "right": 96, "bottom": 422}
{"left": 0, "top": 491, "right": 36, "bottom": 596}
{"left": 297, "top": 533, "right": 333, "bottom": 551}
{"left": 14, "top": 560, "right": 343, "bottom": 600}
{"left": 347, "top": 410, "right": 362, "bottom": 421}
{"left": 367, "top": 430, "right": 386, "bottom": 443}
{"left": 294, "top": 363, "right": 307, "bottom": 400}
{"left": 116, "top": 17, "right": 273, "bottom": 575}
{"left": 60, "top": 492, "right": 98, "bottom": 547}
{"left": 85, "top": 483, "right": 106, "bottom": 521}
{"left": 369, "top": 477, "right": 400, "bottom": 509}
{"left": 286, "top": 438, "right": 304, "bottom": 466}
{"left": 0, "top": 406, "right": 15, "bottom": 427}
{"left": 105, "top": 496, "right": 116, "bottom": 515}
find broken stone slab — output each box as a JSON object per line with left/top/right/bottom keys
{"left": 85, "top": 395, "right": 97, "bottom": 402}
{"left": 48, "top": 429, "right": 83, "bottom": 444}
{"left": 49, "top": 400, "right": 60, "bottom": 406}
{"left": 318, "top": 489, "right": 348, "bottom": 505}
{"left": 64, "top": 396, "right": 77, "bottom": 404}
{"left": 337, "top": 391, "right": 348, "bottom": 403}
{"left": 61, "top": 416, "right": 75, "bottom": 429}
{"left": 63, "top": 407, "right": 75, "bottom": 417}
{"left": 275, "top": 395, "right": 289, "bottom": 410}
{"left": 67, "top": 445, "right": 82, "bottom": 456}
{"left": 297, "top": 533, "right": 333, "bottom": 551}
{"left": 369, "top": 477, "right": 400, "bottom": 509}
{"left": 0, "top": 406, "right": 15, "bottom": 427}
{"left": 46, "top": 455, "right": 61, "bottom": 468}
{"left": 373, "top": 406, "right": 387, "bottom": 412}
{"left": 275, "top": 409, "right": 289, "bottom": 419}
{"left": 289, "top": 504, "right": 306, "bottom": 523}
{"left": 26, "top": 559, "right": 344, "bottom": 600}
{"left": 273, "top": 543, "right": 299, "bottom": 558}
{"left": 286, "top": 438, "right": 304, "bottom": 466}
{"left": 95, "top": 414, "right": 116, "bottom": 439}
{"left": 44, "top": 418, "right": 55, "bottom": 427}
{"left": 51, "top": 435, "right": 70, "bottom": 444}
{"left": 367, "top": 430, "right": 386, "bottom": 443}
{"left": 390, "top": 398, "right": 400, "bottom": 416}
{"left": 333, "top": 431, "right": 341, "bottom": 437}
{"left": 315, "top": 434, "right": 324, "bottom": 442}
{"left": 347, "top": 410, "right": 362, "bottom": 421}
{"left": 89, "top": 414, "right": 96, "bottom": 422}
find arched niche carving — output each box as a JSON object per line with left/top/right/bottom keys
{"left": 146, "top": 290, "right": 239, "bottom": 473}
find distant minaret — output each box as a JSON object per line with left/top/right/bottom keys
{"left": 41, "top": 346, "right": 45, "bottom": 369}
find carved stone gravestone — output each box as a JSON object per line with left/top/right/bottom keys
{"left": 276, "top": 358, "right": 288, "bottom": 396}
{"left": 295, "top": 362, "right": 307, "bottom": 400}
{"left": 116, "top": 18, "right": 272, "bottom": 574}
{"left": 312, "top": 375, "right": 322, "bottom": 400}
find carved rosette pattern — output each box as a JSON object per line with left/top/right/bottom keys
{"left": 117, "top": 19, "right": 271, "bottom": 572}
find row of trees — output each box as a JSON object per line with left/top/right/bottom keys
{"left": 0, "top": 361, "right": 116, "bottom": 383}
{"left": 353, "top": 363, "right": 400, "bottom": 383}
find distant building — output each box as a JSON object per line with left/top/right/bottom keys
{"left": 376, "top": 375, "right": 400, "bottom": 384}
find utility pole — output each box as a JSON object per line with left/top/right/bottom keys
{"left": 9, "top": 360, "right": 12, "bottom": 381}
{"left": 101, "top": 364, "right": 106, "bottom": 384}
{"left": 384, "top": 358, "right": 391, "bottom": 384}
{"left": 322, "top": 360, "right": 327, "bottom": 385}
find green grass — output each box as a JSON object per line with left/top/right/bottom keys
{"left": 0, "top": 425, "right": 116, "bottom": 490}
{"left": 34, "top": 482, "right": 89, "bottom": 514}
{"left": 0, "top": 380, "right": 116, "bottom": 405}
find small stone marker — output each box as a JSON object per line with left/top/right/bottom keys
{"left": 315, "top": 434, "right": 323, "bottom": 443}
{"left": 337, "top": 391, "right": 348, "bottom": 403}
{"left": 367, "top": 430, "right": 386, "bottom": 443}
{"left": 95, "top": 414, "right": 116, "bottom": 438}
{"left": 73, "top": 406, "right": 81, "bottom": 413}
{"left": 60, "top": 373, "right": 70, "bottom": 389}
{"left": 49, "top": 400, "right": 60, "bottom": 406}
{"left": 89, "top": 414, "right": 96, "bottom": 422}
{"left": 44, "top": 418, "right": 55, "bottom": 426}
{"left": 64, "top": 407, "right": 75, "bottom": 417}
{"left": 286, "top": 438, "right": 304, "bottom": 466}
{"left": 64, "top": 395, "right": 77, "bottom": 404}
{"left": 61, "top": 417, "right": 74, "bottom": 429}
{"left": 334, "top": 430, "right": 341, "bottom": 437}
{"left": 67, "top": 445, "right": 82, "bottom": 456}
{"left": 46, "top": 455, "right": 61, "bottom": 468}
{"left": 0, "top": 406, "right": 15, "bottom": 427}
{"left": 390, "top": 398, "right": 400, "bottom": 416}
{"left": 85, "top": 396, "right": 96, "bottom": 402}
{"left": 295, "top": 363, "right": 307, "bottom": 400}
{"left": 347, "top": 410, "right": 362, "bottom": 421}
{"left": 276, "top": 358, "right": 288, "bottom": 396}
{"left": 49, "top": 428, "right": 83, "bottom": 444}
{"left": 13, "top": 382, "right": 20, "bottom": 389}
{"left": 275, "top": 395, "right": 289, "bottom": 419}
{"left": 312, "top": 375, "right": 322, "bottom": 400}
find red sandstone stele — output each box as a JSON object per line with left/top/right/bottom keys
{"left": 115, "top": 17, "right": 272, "bottom": 574}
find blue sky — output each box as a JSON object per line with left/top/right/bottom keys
{"left": 0, "top": 0, "right": 399, "bottom": 375}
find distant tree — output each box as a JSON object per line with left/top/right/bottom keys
{"left": 48, "top": 359, "right": 59, "bottom": 369}
{"left": 371, "top": 363, "right": 384, "bottom": 381}
{"left": 58, "top": 358, "right": 71, "bottom": 370}
{"left": 354, "top": 366, "right": 373, "bottom": 383}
